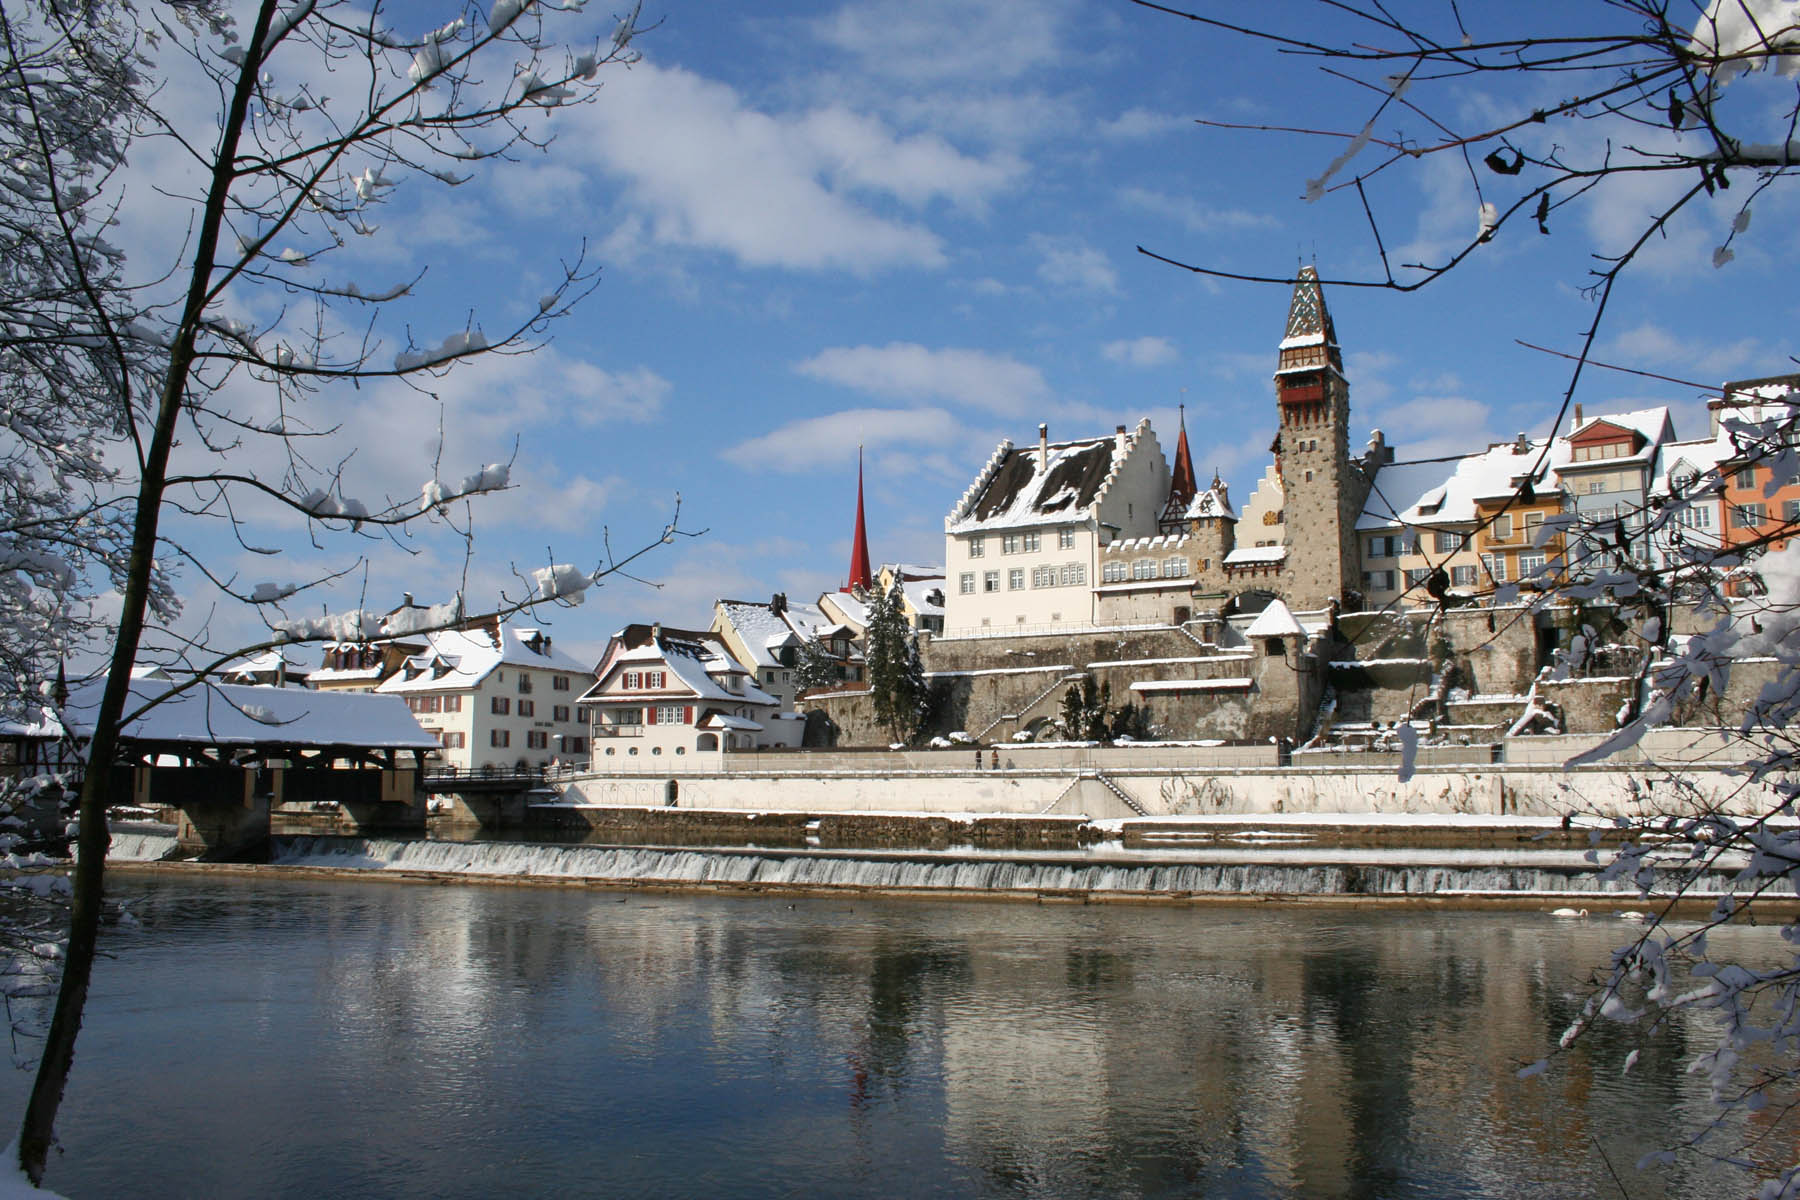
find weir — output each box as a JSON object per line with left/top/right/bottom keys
{"left": 264, "top": 834, "right": 1748, "bottom": 901}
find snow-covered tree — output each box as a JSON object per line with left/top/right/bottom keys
{"left": 1, "top": 0, "right": 673, "bottom": 1181}
{"left": 865, "top": 577, "right": 922, "bottom": 744}
{"left": 793, "top": 636, "right": 841, "bottom": 695}
{"left": 1139, "top": 0, "right": 1800, "bottom": 1189}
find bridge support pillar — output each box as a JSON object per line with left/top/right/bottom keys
{"left": 438, "top": 790, "right": 529, "bottom": 828}
{"left": 163, "top": 768, "right": 270, "bottom": 860}
{"left": 341, "top": 770, "right": 426, "bottom": 836}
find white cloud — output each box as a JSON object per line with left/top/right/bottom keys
{"left": 720, "top": 407, "right": 968, "bottom": 471}
{"left": 1030, "top": 234, "right": 1118, "bottom": 294}
{"left": 809, "top": 0, "right": 1068, "bottom": 87}
{"left": 1367, "top": 392, "right": 1498, "bottom": 462}
{"left": 1602, "top": 322, "right": 1768, "bottom": 381}
{"left": 795, "top": 344, "right": 1048, "bottom": 415}
{"left": 563, "top": 60, "right": 1021, "bottom": 273}
{"left": 1100, "top": 109, "right": 1191, "bottom": 140}
{"left": 1102, "top": 336, "right": 1179, "bottom": 368}
{"left": 1119, "top": 187, "right": 1278, "bottom": 235}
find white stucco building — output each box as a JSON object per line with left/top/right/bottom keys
{"left": 375, "top": 622, "right": 592, "bottom": 770}
{"left": 581, "top": 623, "right": 794, "bottom": 758}
{"left": 943, "top": 420, "right": 1171, "bottom": 635}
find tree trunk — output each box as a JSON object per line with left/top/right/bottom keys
{"left": 15, "top": 0, "right": 280, "bottom": 1181}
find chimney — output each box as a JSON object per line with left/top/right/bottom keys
{"left": 1115, "top": 424, "right": 1127, "bottom": 453}
{"left": 771, "top": 592, "right": 786, "bottom": 615}
{"left": 1038, "top": 424, "right": 1048, "bottom": 473}
{"left": 1573, "top": 403, "right": 1584, "bottom": 431}
{"left": 651, "top": 622, "right": 661, "bottom": 644}
{"left": 1514, "top": 432, "right": 1530, "bottom": 454}
{"left": 402, "top": 592, "right": 414, "bottom": 607}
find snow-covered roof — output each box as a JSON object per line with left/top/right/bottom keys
{"left": 1224, "top": 545, "right": 1287, "bottom": 566}
{"left": 946, "top": 421, "right": 1150, "bottom": 534}
{"left": 1245, "top": 599, "right": 1305, "bottom": 639}
{"left": 1363, "top": 438, "right": 1569, "bottom": 531}
{"left": 217, "top": 647, "right": 312, "bottom": 683}
{"left": 586, "top": 624, "right": 778, "bottom": 709}
{"left": 818, "top": 590, "right": 868, "bottom": 630}
{"left": 899, "top": 579, "right": 943, "bottom": 617}
{"left": 376, "top": 624, "right": 587, "bottom": 694}
{"left": 1176, "top": 479, "right": 1237, "bottom": 522}
{"left": 60, "top": 678, "right": 438, "bottom": 750}
{"left": 1562, "top": 406, "right": 1673, "bottom": 469}
{"left": 1651, "top": 435, "right": 1734, "bottom": 498}
{"left": 698, "top": 711, "right": 763, "bottom": 732}
{"left": 717, "top": 598, "right": 854, "bottom": 668}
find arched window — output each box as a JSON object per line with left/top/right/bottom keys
{"left": 697, "top": 733, "right": 718, "bottom": 751}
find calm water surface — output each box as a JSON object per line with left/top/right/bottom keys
{"left": 7, "top": 875, "right": 1793, "bottom": 1198}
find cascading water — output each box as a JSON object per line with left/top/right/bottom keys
{"left": 102, "top": 829, "right": 179, "bottom": 862}
{"left": 268, "top": 835, "right": 1745, "bottom": 899}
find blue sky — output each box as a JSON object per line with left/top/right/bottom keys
{"left": 136, "top": 0, "right": 1800, "bottom": 668}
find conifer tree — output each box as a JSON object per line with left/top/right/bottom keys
{"left": 865, "top": 576, "right": 921, "bottom": 744}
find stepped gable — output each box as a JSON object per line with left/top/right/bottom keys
{"left": 1091, "top": 417, "right": 1154, "bottom": 513}
{"left": 946, "top": 439, "right": 1014, "bottom": 526}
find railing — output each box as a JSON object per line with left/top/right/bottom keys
{"left": 421, "top": 765, "right": 549, "bottom": 789}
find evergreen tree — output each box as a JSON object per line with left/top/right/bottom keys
{"left": 866, "top": 576, "right": 921, "bottom": 743}
{"left": 793, "top": 638, "right": 839, "bottom": 694}
{"left": 904, "top": 632, "right": 930, "bottom": 736}
{"left": 1058, "top": 683, "right": 1085, "bottom": 740}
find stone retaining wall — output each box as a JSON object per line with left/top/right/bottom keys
{"left": 557, "top": 757, "right": 1783, "bottom": 821}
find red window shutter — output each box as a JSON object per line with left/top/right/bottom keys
{"left": 684, "top": 705, "right": 693, "bottom": 723}
{"left": 646, "top": 707, "right": 656, "bottom": 725}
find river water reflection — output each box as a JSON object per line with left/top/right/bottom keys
{"left": 8, "top": 875, "right": 1792, "bottom": 1198}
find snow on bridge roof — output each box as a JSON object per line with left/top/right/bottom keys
{"left": 61, "top": 678, "right": 439, "bottom": 750}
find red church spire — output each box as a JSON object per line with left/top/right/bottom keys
{"left": 845, "top": 446, "right": 873, "bottom": 593}
{"left": 1168, "top": 403, "right": 1197, "bottom": 508}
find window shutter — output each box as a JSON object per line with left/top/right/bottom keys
{"left": 684, "top": 705, "right": 693, "bottom": 723}
{"left": 646, "top": 707, "right": 657, "bottom": 725}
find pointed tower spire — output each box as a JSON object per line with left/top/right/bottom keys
{"left": 845, "top": 446, "right": 873, "bottom": 593}
{"left": 1168, "top": 402, "right": 1197, "bottom": 509}
{"left": 1278, "top": 264, "right": 1342, "bottom": 374}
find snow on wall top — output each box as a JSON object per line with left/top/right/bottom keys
{"left": 1109, "top": 532, "right": 1192, "bottom": 553}
{"left": 60, "top": 678, "right": 439, "bottom": 749}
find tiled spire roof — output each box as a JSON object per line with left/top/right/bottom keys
{"left": 1277, "top": 264, "right": 1343, "bottom": 374}
{"left": 845, "top": 447, "right": 873, "bottom": 592}
{"left": 1168, "top": 403, "right": 1196, "bottom": 508}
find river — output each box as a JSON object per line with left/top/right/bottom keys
{"left": 4, "top": 873, "right": 1791, "bottom": 1198}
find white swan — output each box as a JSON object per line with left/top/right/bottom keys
{"left": 1549, "top": 907, "right": 1589, "bottom": 918}
{"left": 1617, "top": 910, "right": 1649, "bottom": 921}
